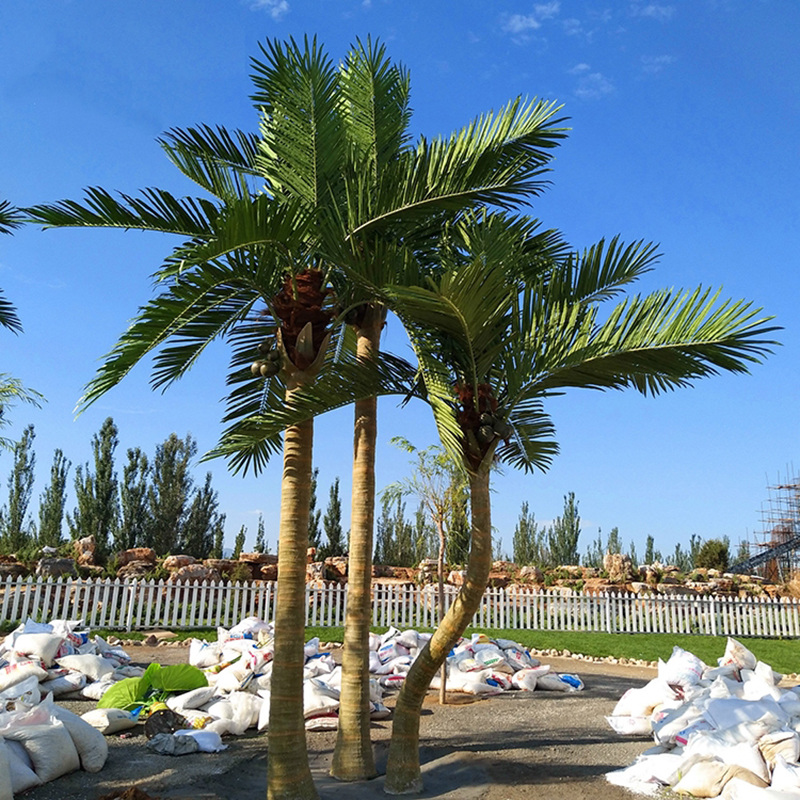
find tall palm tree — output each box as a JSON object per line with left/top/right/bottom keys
{"left": 380, "top": 212, "right": 778, "bottom": 793}
{"left": 26, "top": 35, "right": 569, "bottom": 788}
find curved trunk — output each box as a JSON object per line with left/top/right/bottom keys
{"left": 384, "top": 465, "right": 492, "bottom": 795}
{"left": 267, "top": 407, "right": 319, "bottom": 800}
{"left": 436, "top": 519, "right": 447, "bottom": 705}
{"left": 331, "top": 306, "right": 384, "bottom": 781}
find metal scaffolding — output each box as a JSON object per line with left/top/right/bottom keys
{"left": 730, "top": 471, "right": 800, "bottom": 579}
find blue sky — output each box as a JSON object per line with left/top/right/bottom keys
{"left": 0, "top": 1, "right": 798, "bottom": 560}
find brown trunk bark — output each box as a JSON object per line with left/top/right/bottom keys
{"left": 330, "top": 305, "right": 384, "bottom": 781}
{"left": 267, "top": 405, "right": 319, "bottom": 800}
{"left": 436, "top": 519, "right": 446, "bottom": 705}
{"left": 384, "top": 465, "right": 492, "bottom": 795}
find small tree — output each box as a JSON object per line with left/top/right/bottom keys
{"left": 307, "top": 467, "right": 322, "bottom": 553}
{"left": 147, "top": 432, "right": 196, "bottom": 555}
{"left": 548, "top": 492, "right": 581, "bottom": 567}
{"left": 67, "top": 417, "right": 120, "bottom": 559}
{"left": 38, "top": 448, "right": 70, "bottom": 548}
{"left": 254, "top": 513, "right": 266, "bottom": 554}
{"left": 512, "top": 501, "right": 543, "bottom": 566}
{"left": 210, "top": 515, "right": 225, "bottom": 560}
{"left": 116, "top": 447, "right": 149, "bottom": 552}
{"left": 695, "top": 537, "right": 730, "bottom": 571}
{"left": 0, "top": 423, "right": 36, "bottom": 553}
{"left": 320, "top": 477, "right": 345, "bottom": 559}
{"left": 181, "top": 472, "right": 222, "bottom": 559}
{"left": 232, "top": 525, "right": 246, "bottom": 560}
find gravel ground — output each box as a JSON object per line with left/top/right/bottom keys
{"left": 21, "top": 644, "right": 657, "bottom": 800}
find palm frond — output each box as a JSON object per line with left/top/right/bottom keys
{"left": 26, "top": 186, "right": 220, "bottom": 237}
{"left": 0, "top": 199, "right": 24, "bottom": 234}
{"left": 495, "top": 398, "right": 558, "bottom": 474}
{"left": 0, "top": 375, "right": 45, "bottom": 451}
{"left": 159, "top": 125, "right": 262, "bottom": 201}
{"left": 251, "top": 36, "right": 346, "bottom": 210}
{"left": 0, "top": 290, "right": 22, "bottom": 333}
{"left": 210, "top": 349, "right": 418, "bottom": 474}
{"left": 526, "top": 287, "right": 779, "bottom": 397}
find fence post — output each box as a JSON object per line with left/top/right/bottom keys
{"left": 125, "top": 580, "right": 137, "bottom": 632}
{"left": 709, "top": 595, "right": 717, "bottom": 637}
{"left": 605, "top": 592, "right": 612, "bottom": 634}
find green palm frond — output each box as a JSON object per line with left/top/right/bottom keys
{"left": 495, "top": 398, "right": 558, "bottom": 474}
{"left": 0, "top": 199, "right": 23, "bottom": 234}
{"left": 0, "top": 290, "right": 22, "bottom": 333}
{"left": 159, "top": 124, "right": 262, "bottom": 201}
{"left": 520, "top": 286, "right": 778, "bottom": 398}
{"left": 549, "top": 237, "right": 661, "bottom": 304}
{"left": 353, "top": 97, "right": 568, "bottom": 237}
{"left": 26, "top": 186, "right": 220, "bottom": 237}
{"left": 0, "top": 375, "right": 45, "bottom": 451}
{"left": 339, "top": 36, "right": 412, "bottom": 179}
{"left": 210, "top": 349, "right": 419, "bottom": 474}
{"left": 251, "top": 36, "right": 346, "bottom": 210}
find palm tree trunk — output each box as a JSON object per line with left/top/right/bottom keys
{"left": 331, "top": 306, "right": 384, "bottom": 781}
{"left": 384, "top": 465, "right": 492, "bottom": 795}
{"left": 267, "top": 407, "right": 319, "bottom": 800}
{"left": 436, "top": 519, "right": 447, "bottom": 705}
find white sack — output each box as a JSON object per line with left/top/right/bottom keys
{"left": 5, "top": 719, "right": 81, "bottom": 783}
{"left": 80, "top": 708, "right": 138, "bottom": 735}
{"left": 56, "top": 654, "right": 114, "bottom": 682}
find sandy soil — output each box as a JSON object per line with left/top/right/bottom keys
{"left": 23, "top": 643, "right": 658, "bottom": 800}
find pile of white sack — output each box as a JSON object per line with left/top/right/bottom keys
{"left": 0, "top": 618, "right": 123, "bottom": 797}
{"left": 606, "top": 637, "right": 800, "bottom": 798}
{"left": 176, "top": 619, "right": 584, "bottom": 738}
{"left": 1, "top": 618, "right": 141, "bottom": 705}
{"left": 372, "top": 626, "right": 584, "bottom": 696}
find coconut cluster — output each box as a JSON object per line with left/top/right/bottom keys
{"left": 250, "top": 339, "right": 282, "bottom": 378}
{"left": 476, "top": 412, "right": 512, "bottom": 445}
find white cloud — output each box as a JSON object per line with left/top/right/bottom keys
{"left": 250, "top": 0, "right": 290, "bottom": 21}
{"left": 631, "top": 3, "right": 675, "bottom": 21}
{"left": 503, "top": 2, "right": 560, "bottom": 36}
{"left": 569, "top": 64, "right": 615, "bottom": 100}
{"left": 641, "top": 54, "right": 675, "bottom": 73}
{"left": 563, "top": 17, "right": 583, "bottom": 36}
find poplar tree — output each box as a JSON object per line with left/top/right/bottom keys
{"left": 38, "top": 448, "right": 70, "bottom": 548}
{"left": 116, "top": 447, "right": 149, "bottom": 552}
{"left": 320, "top": 478, "right": 344, "bottom": 559}
{"left": 0, "top": 424, "right": 36, "bottom": 553}
{"left": 307, "top": 467, "right": 322, "bottom": 552}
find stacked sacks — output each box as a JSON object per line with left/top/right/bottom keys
{"left": 606, "top": 637, "right": 800, "bottom": 798}
{"left": 180, "top": 616, "right": 390, "bottom": 736}
{"left": 369, "top": 627, "right": 584, "bottom": 697}
{"left": 1, "top": 618, "right": 140, "bottom": 706}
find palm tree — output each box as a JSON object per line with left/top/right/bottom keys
{"left": 380, "top": 212, "right": 778, "bottom": 793}
{"left": 26, "top": 35, "right": 569, "bottom": 788}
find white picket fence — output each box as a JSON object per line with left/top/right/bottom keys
{"left": 1, "top": 575, "right": 799, "bottom": 638}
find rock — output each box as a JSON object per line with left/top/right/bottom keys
{"left": 117, "top": 561, "right": 154, "bottom": 580}
{"left": 36, "top": 557, "right": 78, "bottom": 579}
{"left": 170, "top": 565, "right": 222, "bottom": 584}
{"left": 144, "top": 634, "right": 158, "bottom": 646}
{"left": 656, "top": 583, "right": 697, "bottom": 596}
{"left": 163, "top": 555, "right": 196, "bottom": 571}
{"left": 486, "top": 572, "right": 511, "bottom": 589}
{"left": 582, "top": 578, "right": 615, "bottom": 595}
{"left": 260, "top": 564, "right": 278, "bottom": 581}
{"left": 202, "top": 559, "right": 239, "bottom": 578}
{"left": 658, "top": 574, "right": 681, "bottom": 585}
{"left": 307, "top": 562, "right": 325, "bottom": 582}
{"left": 325, "top": 557, "right": 348, "bottom": 581}
{"left": 307, "top": 547, "right": 317, "bottom": 563}
{"left": 492, "top": 560, "right": 517, "bottom": 574}
{"left": 603, "top": 552, "right": 633, "bottom": 583}
{"left": 447, "top": 569, "right": 466, "bottom": 586}
{"left": 117, "top": 548, "right": 157, "bottom": 567}
{"left": 518, "top": 565, "right": 544, "bottom": 583}
{"left": 74, "top": 535, "right": 97, "bottom": 566}
{"left": 0, "top": 562, "right": 27, "bottom": 579}
{"left": 239, "top": 552, "right": 278, "bottom": 566}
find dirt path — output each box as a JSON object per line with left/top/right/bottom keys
{"left": 24, "top": 645, "right": 656, "bottom": 800}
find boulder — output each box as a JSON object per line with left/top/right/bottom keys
{"left": 117, "top": 560, "right": 154, "bottom": 580}
{"left": 582, "top": 578, "right": 615, "bottom": 595}
{"left": 630, "top": 581, "right": 652, "bottom": 595}
{"left": 325, "top": 557, "right": 348, "bottom": 581}
{"left": 117, "top": 548, "right": 157, "bottom": 567}
{"left": 486, "top": 572, "right": 511, "bottom": 589}
{"left": 36, "top": 557, "right": 78, "bottom": 579}
{"left": 518, "top": 565, "right": 544, "bottom": 583}
{"left": 74, "top": 535, "right": 97, "bottom": 566}
{"left": 392, "top": 567, "right": 417, "bottom": 583}
{"left": 260, "top": 564, "right": 278, "bottom": 581}
{"left": 372, "top": 564, "right": 393, "bottom": 578}
{"left": 239, "top": 552, "right": 278, "bottom": 566}
{"left": 447, "top": 569, "right": 466, "bottom": 586}
{"left": 656, "top": 583, "right": 697, "bottom": 596}
{"left": 492, "top": 560, "right": 517, "bottom": 574}
{"left": 203, "top": 559, "right": 239, "bottom": 578}
{"left": 0, "top": 562, "right": 27, "bottom": 579}
{"left": 307, "top": 562, "right": 325, "bottom": 582}
{"left": 603, "top": 552, "right": 633, "bottom": 583}
{"left": 168, "top": 564, "right": 222, "bottom": 584}
{"left": 163, "top": 554, "right": 196, "bottom": 571}
{"left": 307, "top": 547, "right": 317, "bottom": 563}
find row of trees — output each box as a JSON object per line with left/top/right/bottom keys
{"left": 0, "top": 417, "right": 228, "bottom": 561}
{"left": 21, "top": 35, "right": 776, "bottom": 800}
{"left": 511, "top": 492, "right": 747, "bottom": 573}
